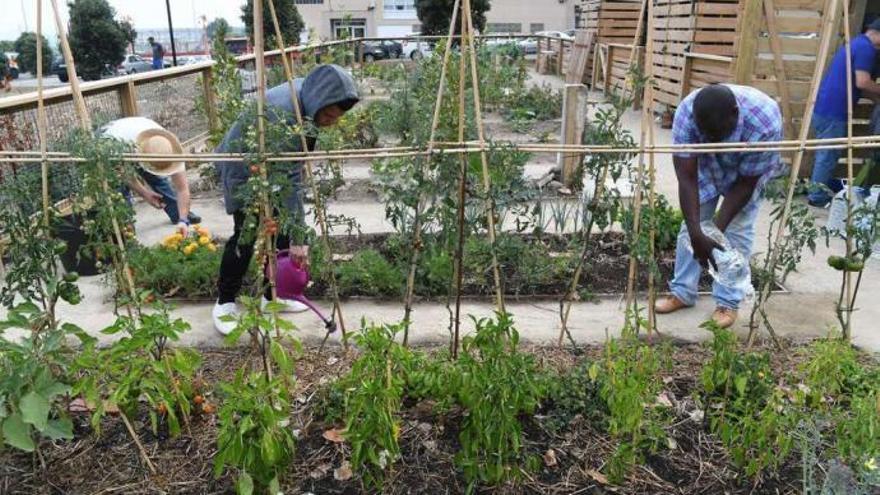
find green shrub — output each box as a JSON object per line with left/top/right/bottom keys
{"left": 336, "top": 249, "right": 404, "bottom": 297}
{"left": 453, "top": 313, "right": 546, "bottom": 487}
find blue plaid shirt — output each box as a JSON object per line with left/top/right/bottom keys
{"left": 672, "top": 84, "right": 784, "bottom": 204}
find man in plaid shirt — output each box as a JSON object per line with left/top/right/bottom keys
{"left": 655, "top": 84, "right": 783, "bottom": 328}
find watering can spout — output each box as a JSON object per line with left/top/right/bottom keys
{"left": 272, "top": 250, "right": 335, "bottom": 331}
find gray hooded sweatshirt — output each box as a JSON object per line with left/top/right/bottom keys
{"left": 215, "top": 64, "right": 359, "bottom": 216}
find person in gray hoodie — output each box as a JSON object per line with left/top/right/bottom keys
{"left": 212, "top": 64, "right": 359, "bottom": 335}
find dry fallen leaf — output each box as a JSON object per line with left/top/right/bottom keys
{"left": 656, "top": 392, "right": 673, "bottom": 408}
{"left": 310, "top": 463, "right": 332, "bottom": 479}
{"left": 543, "top": 448, "right": 558, "bottom": 467}
{"left": 586, "top": 469, "right": 608, "bottom": 484}
{"left": 323, "top": 428, "right": 345, "bottom": 443}
{"left": 334, "top": 461, "right": 353, "bottom": 481}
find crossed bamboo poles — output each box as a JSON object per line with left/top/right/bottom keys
{"left": 27, "top": 0, "right": 877, "bottom": 351}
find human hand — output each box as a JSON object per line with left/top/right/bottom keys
{"left": 142, "top": 190, "right": 165, "bottom": 209}
{"left": 176, "top": 221, "right": 189, "bottom": 236}
{"left": 290, "top": 245, "right": 310, "bottom": 269}
{"left": 690, "top": 231, "right": 724, "bottom": 271}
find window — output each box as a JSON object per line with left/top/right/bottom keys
{"left": 529, "top": 23, "right": 544, "bottom": 33}
{"left": 384, "top": 0, "right": 417, "bottom": 19}
{"left": 295, "top": 0, "right": 323, "bottom": 3}
{"left": 486, "top": 23, "right": 522, "bottom": 34}
{"left": 331, "top": 18, "right": 367, "bottom": 40}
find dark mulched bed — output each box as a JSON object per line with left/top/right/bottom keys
{"left": 1, "top": 339, "right": 814, "bottom": 495}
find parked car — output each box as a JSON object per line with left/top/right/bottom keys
{"left": 535, "top": 30, "right": 574, "bottom": 41}
{"left": 119, "top": 54, "right": 153, "bottom": 75}
{"left": 359, "top": 40, "right": 403, "bottom": 62}
{"left": 51, "top": 56, "right": 69, "bottom": 82}
{"left": 517, "top": 37, "right": 538, "bottom": 55}
{"left": 401, "top": 34, "right": 433, "bottom": 60}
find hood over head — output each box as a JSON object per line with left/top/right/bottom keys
{"left": 299, "top": 64, "right": 359, "bottom": 120}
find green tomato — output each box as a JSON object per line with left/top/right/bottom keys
{"left": 63, "top": 272, "right": 79, "bottom": 283}
{"left": 827, "top": 255, "right": 847, "bottom": 271}
{"left": 54, "top": 240, "right": 68, "bottom": 255}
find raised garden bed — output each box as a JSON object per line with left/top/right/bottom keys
{"left": 125, "top": 232, "right": 783, "bottom": 302}
{"left": 1, "top": 338, "right": 872, "bottom": 495}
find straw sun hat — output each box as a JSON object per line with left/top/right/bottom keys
{"left": 135, "top": 128, "right": 185, "bottom": 176}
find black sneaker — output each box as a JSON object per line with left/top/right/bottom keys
{"left": 187, "top": 212, "right": 202, "bottom": 224}
{"left": 807, "top": 198, "right": 830, "bottom": 208}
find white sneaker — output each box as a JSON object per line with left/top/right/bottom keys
{"left": 212, "top": 302, "right": 239, "bottom": 335}
{"left": 261, "top": 296, "right": 309, "bottom": 313}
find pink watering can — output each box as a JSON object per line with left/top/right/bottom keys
{"left": 271, "top": 250, "right": 337, "bottom": 335}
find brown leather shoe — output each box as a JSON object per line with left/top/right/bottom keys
{"left": 655, "top": 295, "right": 691, "bottom": 314}
{"left": 712, "top": 307, "right": 738, "bottom": 329}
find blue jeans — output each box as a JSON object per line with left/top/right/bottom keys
{"left": 809, "top": 114, "right": 847, "bottom": 204}
{"left": 669, "top": 197, "right": 759, "bottom": 310}
{"left": 152, "top": 59, "right": 163, "bottom": 70}
{"left": 138, "top": 169, "right": 181, "bottom": 223}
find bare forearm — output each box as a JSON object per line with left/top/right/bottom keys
{"left": 171, "top": 173, "right": 191, "bottom": 221}
{"left": 674, "top": 157, "right": 702, "bottom": 237}
{"left": 716, "top": 176, "right": 759, "bottom": 231}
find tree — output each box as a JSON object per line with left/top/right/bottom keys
{"left": 241, "top": 0, "right": 304, "bottom": 47}
{"left": 0, "top": 40, "right": 14, "bottom": 53}
{"left": 13, "top": 32, "right": 53, "bottom": 75}
{"left": 415, "top": 0, "right": 490, "bottom": 36}
{"left": 67, "top": 0, "right": 127, "bottom": 80}
{"left": 207, "top": 17, "right": 230, "bottom": 42}
{"left": 119, "top": 19, "right": 137, "bottom": 53}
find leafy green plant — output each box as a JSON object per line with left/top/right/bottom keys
{"left": 700, "top": 322, "right": 793, "bottom": 477}
{"left": 542, "top": 361, "right": 607, "bottom": 433}
{"left": 0, "top": 176, "right": 92, "bottom": 453}
{"left": 214, "top": 297, "right": 299, "bottom": 493}
{"left": 599, "top": 318, "right": 667, "bottom": 482}
{"left": 453, "top": 313, "right": 546, "bottom": 488}
{"left": 336, "top": 249, "right": 405, "bottom": 297}
{"left": 74, "top": 299, "right": 202, "bottom": 437}
{"left": 749, "top": 178, "right": 818, "bottom": 341}
{"left": 339, "top": 323, "right": 411, "bottom": 488}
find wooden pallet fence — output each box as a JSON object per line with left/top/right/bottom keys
{"left": 592, "top": 42, "right": 645, "bottom": 107}
{"left": 578, "top": 0, "right": 643, "bottom": 83}
{"left": 651, "top": 0, "right": 740, "bottom": 110}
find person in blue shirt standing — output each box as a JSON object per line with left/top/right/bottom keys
{"left": 148, "top": 37, "right": 165, "bottom": 71}
{"left": 809, "top": 19, "right": 880, "bottom": 206}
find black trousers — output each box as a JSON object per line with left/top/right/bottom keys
{"left": 217, "top": 210, "right": 290, "bottom": 304}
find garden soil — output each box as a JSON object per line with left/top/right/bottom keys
{"left": 1, "top": 342, "right": 814, "bottom": 495}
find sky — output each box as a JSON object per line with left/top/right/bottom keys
{"left": 1, "top": 0, "right": 247, "bottom": 44}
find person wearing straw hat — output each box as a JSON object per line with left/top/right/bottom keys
{"left": 101, "top": 116, "right": 201, "bottom": 234}
{"left": 654, "top": 84, "right": 784, "bottom": 329}
{"left": 808, "top": 18, "right": 880, "bottom": 207}
{"left": 212, "top": 64, "right": 359, "bottom": 335}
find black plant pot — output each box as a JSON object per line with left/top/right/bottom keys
{"left": 55, "top": 212, "right": 101, "bottom": 276}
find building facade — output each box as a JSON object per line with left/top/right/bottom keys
{"left": 297, "top": 0, "right": 577, "bottom": 40}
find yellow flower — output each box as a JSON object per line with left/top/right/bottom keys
{"left": 198, "top": 235, "right": 211, "bottom": 246}
{"left": 866, "top": 457, "right": 878, "bottom": 471}
{"left": 183, "top": 243, "right": 198, "bottom": 256}
{"left": 206, "top": 243, "right": 217, "bottom": 252}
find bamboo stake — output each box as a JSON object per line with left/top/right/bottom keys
{"left": 119, "top": 410, "right": 157, "bottom": 475}
{"left": 763, "top": 0, "right": 796, "bottom": 140}
{"left": 748, "top": 0, "right": 842, "bottom": 347}
{"left": 644, "top": 0, "right": 658, "bottom": 336}
{"left": 252, "top": 0, "right": 281, "bottom": 340}
{"left": 451, "top": 2, "right": 469, "bottom": 359}
{"left": 463, "top": 0, "right": 505, "bottom": 312}
{"left": 36, "top": 0, "right": 49, "bottom": 226}
{"left": 624, "top": 120, "right": 649, "bottom": 328}
{"left": 841, "top": 0, "right": 854, "bottom": 339}
{"left": 49, "top": 0, "right": 138, "bottom": 305}
{"left": 402, "top": 0, "right": 462, "bottom": 345}
{"left": 266, "top": 0, "right": 348, "bottom": 340}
